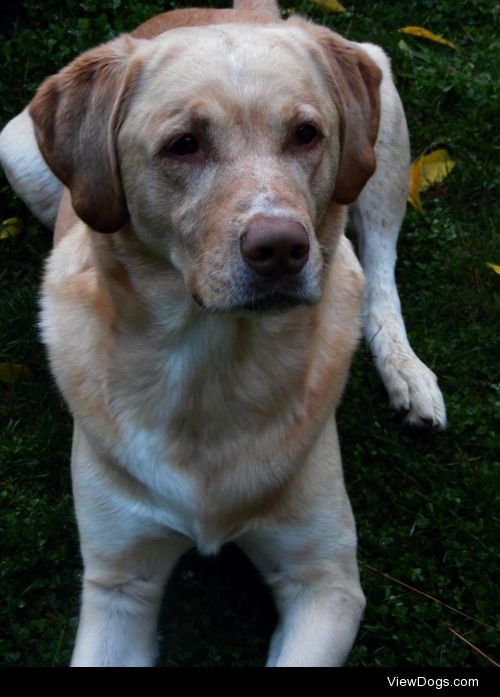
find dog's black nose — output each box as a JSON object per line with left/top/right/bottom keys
{"left": 240, "top": 217, "right": 309, "bottom": 278}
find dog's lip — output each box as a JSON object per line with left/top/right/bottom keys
{"left": 192, "top": 291, "right": 314, "bottom": 315}
{"left": 230, "top": 293, "right": 305, "bottom": 314}
{"left": 192, "top": 271, "right": 320, "bottom": 315}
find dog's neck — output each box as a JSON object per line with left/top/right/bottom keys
{"left": 81, "top": 223, "right": 319, "bottom": 449}
{"left": 89, "top": 224, "right": 314, "bottom": 389}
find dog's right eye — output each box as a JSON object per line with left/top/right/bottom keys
{"left": 166, "top": 135, "right": 200, "bottom": 157}
{"left": 294, "top": 124, "right": 319, "bottom": 147}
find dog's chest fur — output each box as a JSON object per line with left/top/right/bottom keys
{"left": 105, "top": 314, "right": 312, "bottom": 552}
{"left": 41, "top": 225, "right": 363, "bottom": 553}
{"left": 41, "top": 229, "right": 311, "bottom": 550}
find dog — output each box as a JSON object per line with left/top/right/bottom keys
{"left": 0, "top": 0, "right": 446, "bottom": 666}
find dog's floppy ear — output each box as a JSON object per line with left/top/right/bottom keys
{"left": 296, "top": 22, "right": 382, "bottom": 205}
{"left": 320, "top": 31, "right": 382, "bottom": 204}
{"left": 29, "top": 36, "right": 141, "bottom": 233}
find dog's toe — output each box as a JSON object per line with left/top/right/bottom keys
{"left": 382, "top": 352, "right": 447, "bottom": 430}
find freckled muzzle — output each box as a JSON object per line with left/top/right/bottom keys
{"left": 227, "top": 215, "right": 316, "bottom": 314}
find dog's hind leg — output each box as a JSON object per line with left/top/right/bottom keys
{"left": 350, "top": 44, "right": 446, "bottom": 429}
{"left": 0, "top": 108, "right": 63, "bottom": 229}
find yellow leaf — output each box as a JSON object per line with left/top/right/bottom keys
{"left": 420, "top": 149, "right": 456, "bottom": 192}
{"left": 0, "top": 217, "right": 23, "bottom": 239}
{"left": 408, "top": 155, "right": 424, "bottom": 213}
{"left": 408, "top": 150, "right": 455, "bottom": 213}
{"left": 0, "top": 363, "right": 31, "bottom": 383}
{"left": 487, "top": 263, "right": 500, "bottom": 275}
{"left": 399, "top": 26, "right": 457, "bottom": 50}
{"left": 310, "top": 0, "right": 346, "bottom": 12}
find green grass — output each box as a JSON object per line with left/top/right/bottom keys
{"left": 0, "top": 0, "right": 499, "bottom": 667}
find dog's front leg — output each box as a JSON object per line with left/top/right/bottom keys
{"left": 266, "top": 573, "right": 365, "bottom": 667}
{"left": 70, "top": 426, "right": 192, "bottom": 667}
{"left": 238, "top": 467, "right": 364, "bottom": 667}
{"left": 72, "top": 541, "right": 188, "bottom": 667}
{"left": 240, "top": 526, "right": 364, "bottom": 666}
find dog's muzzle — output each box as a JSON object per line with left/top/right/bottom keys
{"left": 229, "top": 215, "right": 312, "bottom": 313}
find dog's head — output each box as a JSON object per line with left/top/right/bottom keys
{"left": 30, "top": 19, "right": 381, "bottom": 314}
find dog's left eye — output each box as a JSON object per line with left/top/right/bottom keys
{"left": 167, "top": 135, "right": 200, "bottom": 156}
{"left": 294, "top": 124, "right": 319, "bottom": 146}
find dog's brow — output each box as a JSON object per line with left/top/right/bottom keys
{"left": 150, "top": 102, "right": 214, "bottom": 138}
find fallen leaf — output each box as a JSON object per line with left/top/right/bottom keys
{"left": 408, "top": 150, "right": 456, "bottom": 213}
{"left": 419, "top": 149, "right": 456, "bottom": 191}
{"left": 0, "top": 217, "right": 23, "bottom": 239}
{"left": 399, "top": 26, "right": 457, "bottom": 50}
{"left": 0, "top": 362, "right": 31, "bottom": 383}
{"left": 487, "top": 263, "right": 500, "bottom": 275}
{"left": 408, "top": 156, "right": 424, "bottom": 214}
{"left": 310, "top": 0, "right": 346, "bottom": 12}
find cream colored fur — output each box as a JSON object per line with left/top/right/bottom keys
{"left": 0, "top": 0, "right": 445, "bottom": 666}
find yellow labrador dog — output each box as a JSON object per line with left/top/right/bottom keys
{"left": 0, "top": 0, "right": 445, "bottom": 666}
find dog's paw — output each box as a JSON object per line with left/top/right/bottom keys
{"left": 380, "top": 351, "right": 447, "bottom": 430}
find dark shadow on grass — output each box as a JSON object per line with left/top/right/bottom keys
{"left": 158, "top": 543, "right": 278, "bottom": 667}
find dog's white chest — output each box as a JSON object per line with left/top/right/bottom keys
{"left": 112, "top": 421, "right": 202, "bottom": 543}
{"left": 112, "top": 419, "right": 260, "bottom": 555}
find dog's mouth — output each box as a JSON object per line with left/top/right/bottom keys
{"left": 193, "top": 287, "right": 318, "bottom": 316}
{"left": 230, "top": 292, "right": 306, "bottom": 315}
{"left": 192, "top": 265, "right": 322, "bottom": 316}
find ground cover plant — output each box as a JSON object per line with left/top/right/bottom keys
{"left": 0, "top": 0, "right": 498, "bottom": 667}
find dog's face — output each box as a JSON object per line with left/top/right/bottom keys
{"left": 119, "top": 24, "right": 342, "bottom": 313}
{"left": 30, "top": 19, "right": 381, "bottom": 314}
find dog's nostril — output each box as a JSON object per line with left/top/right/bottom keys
{"left": 241, "top": 217, "right": 310, "bottom": 278}
{"left": 290, "top": 244, "right": 308, "bottom": 260}
{"left": 251, "top": 246, "right": 274, "bottom": 262}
